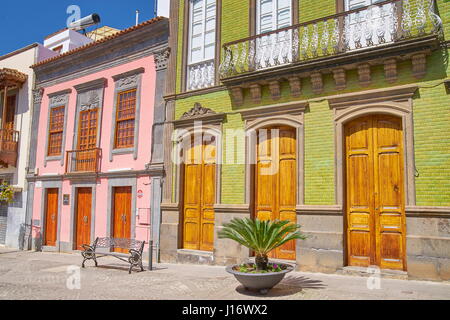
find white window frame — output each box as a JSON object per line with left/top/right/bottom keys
{"left": 187, "top": 0, "right": 217, "bottom": 91}
{"left": 256, "top": 0, "right": 293, "bottom": 35}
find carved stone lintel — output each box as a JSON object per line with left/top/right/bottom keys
{"left": 50, "top": 94, "right": 69, "bottom": 106}
{"left": 332, "top": 69, "right": 346, "bottom": 91}
{"left": 80, "top": 90, "right": 100, "bottom": 111}
{"left": 230, "top": 87, "right": 244, "bottom": 106}
{"left": 33, "top": 88, "right": 44, "bottom": 104}
{"left": 116, "top": 74, "right": 139, "bottom": 89}
{"left": 411, "top": 53, "right": 427, "bottom": 79}
{"left": 154, "top": 48, "right": 171, "bottom": 71}
{"left": 311, "top": 73, "right": 323, "bottom": 95}
{"left": 180, "top": 102, "right": 216, "bottom": 120}
{"left": 358, "top": 64, "right": 371, "bottom": 87}
{"left": 288, "top": 76, "right": 301, "bottom": 98}
{"left": 384, "top": 58, "right": 398, "bottom": 83}
{"left": 250, "top": 84, "right": 262, "bottom": 103}
{"left": 268, "top": 80, "right": 281, "bottom": 100}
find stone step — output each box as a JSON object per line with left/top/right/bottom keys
{"left": 338, "top": 266, "right": 409, "bottom": 280}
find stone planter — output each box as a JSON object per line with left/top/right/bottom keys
{"left": 226, "top": 263, "right": 294, "bottom": 294}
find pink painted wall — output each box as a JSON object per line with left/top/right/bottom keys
{"left": 35, "top": 55, "right": 156, "bottom": 175}
{"left": 32, "top": 55, "right": 157, "bottom": 249}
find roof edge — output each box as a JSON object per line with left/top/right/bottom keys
{"left": 31, "top": 16, "right": 167, "bottom": 69}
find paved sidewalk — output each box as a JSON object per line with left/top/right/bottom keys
{"left": 0, "top": 247, "right": 449, "bottom": 300}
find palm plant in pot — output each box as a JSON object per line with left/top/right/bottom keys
{"left": 218, "top": 218, "right": 306, "bottom": 294}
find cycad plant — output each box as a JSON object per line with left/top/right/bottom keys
{"left": 218, "top": 218, "right": 306, "bottom": 271}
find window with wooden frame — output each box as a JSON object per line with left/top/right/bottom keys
{"left": 114, "top": 89, "right": 137, "bottom": 149}
{"left": 47, "top": 106, "right": 65, "bottom": 156}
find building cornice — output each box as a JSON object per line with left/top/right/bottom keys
{"left": 74, "top": 78, "right": 107, "bottom": 92}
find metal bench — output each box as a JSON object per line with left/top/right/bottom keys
{"left": 81, "top": 237, "right": 145, "bottom": 274}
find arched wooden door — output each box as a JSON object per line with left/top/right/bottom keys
{"left": 255, "top": 126, "right": 297, "bottom": 260}
{"left": 345, "top": 114, "right": 406, "bottom": 271}
{"left": 183, "top": 133, "right": 216, "bottom": 252}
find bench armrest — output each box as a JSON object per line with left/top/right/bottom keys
{"left": 128, "top": 249, "right": 142, "bottom": 265}
{"left": 81, "top": 244, "right": 95, "bottom": 252}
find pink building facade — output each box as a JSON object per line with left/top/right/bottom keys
{"left": 27, "top": 18, "right": 169, "bottom": 259}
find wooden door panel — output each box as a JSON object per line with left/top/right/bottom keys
{"left": 45, "top": 189, "right": 58, "bottom": 247}
{"left": 75, "top": 188, "right": 92, "bottom": 250}
{"left": 278, "top": 159, "right": 296, "bottom": 207}
{"left": 349, "top": 231, "right": 371, "bottom": 266}
{"left": 374, "top": 115, "right": 405, "bottom": 270}
{"left": 276, "top": 128, "right": 297, "bottom": 259}
{"left": 256, "top": 127, "right": 297, "bottom": 260}
{"left": 200, "top": 157, "right": 216, "bottom": 251}
{"left": 184, "top": 220, "right": 200, "bottom": 250}
{"left": 200, "top": 218, "right": 215, "bottom": 251}
{"left": 377, "top": 153, "right": 403, "bottom": 207}
{"left": 256, "top": 161, "right": 276, "bottom": 220}
{"left": 346, "top": 116, "right": 374, "bottom": 267}
{"left": 183, "top": 162, "right": 201, "bottom": 250}
{"left": 113, "top": 186, "right": 131, "bottom": 253}
{"left": 183, "top": 135, "right": 216, "bottom": 252}
{"left": 348, "top": 156, "right": 371, "bottom": 207}
{"left": 345, "top": 115, "right": 406, "bottom": 271}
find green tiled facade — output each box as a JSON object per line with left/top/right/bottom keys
{"left": 173, "top": 0, "right": 450, "bottom": 206}
{"left": 161, "top": 0, "right": 450, "bottom": 280}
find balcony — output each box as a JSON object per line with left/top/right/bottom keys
{"left": 0, "top": 129, "right": 19, "bottom": 168}
{"left": 65, "top": 148, "right": 101, "bottom": 174}
{"left": 219, "top": 0, "right": 443, "bottom": 104}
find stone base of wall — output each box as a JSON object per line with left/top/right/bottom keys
{"left": 297, "top": 248, "right": 344, "bottom": 274}
{"left": 407, "top": 256, "right": 450, "bottom": 281}
{"left": 159, "top": 206, "right": 450, "bottom": 281}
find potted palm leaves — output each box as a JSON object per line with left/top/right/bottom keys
{"left": 218, "top": 218, "right": 306, "bottom": 294}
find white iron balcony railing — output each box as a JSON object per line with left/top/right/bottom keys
{"left": 187, "top": 59, "right": 215, "bottom": 91}
{"left": 219, "top": 0, "right": 443, "bottom": 79}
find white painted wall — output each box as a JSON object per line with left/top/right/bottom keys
{"left": 44, "top": 29, "right": 93, "bottom": 54}
{"left": 157, "top": 0, "right": 170, "bottom": 18}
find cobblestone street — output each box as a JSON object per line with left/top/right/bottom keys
{"left": 0, "top": 248, "right": 449, "bottom": 300}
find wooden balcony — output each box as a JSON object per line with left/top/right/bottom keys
{"left": 65, "top": 148, "right": 101, "bottom": 174}
{"left": 219, "top": 0, "right": 443, "bottom": 104}
{"left": 0, "top": 129, "right": 19, "bottom": 168}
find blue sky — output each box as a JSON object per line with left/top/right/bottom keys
{"left": 0, "top": 0, "right": 156, "bottom": 56}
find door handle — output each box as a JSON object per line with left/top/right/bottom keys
{"left": 51, "top": 214, "right": 56, "bottom": 221}
{"left": 83, "top": 216, "right": 88, "bottom": 223}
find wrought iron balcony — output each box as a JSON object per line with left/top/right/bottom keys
{"left": 187, "top": 59, "right": 215, "bottom": 91}
{"left": 65, "top": 148, "right": 101, "bottom": 174}
{"left": 0, "top": 129, "right": 19, "bottom": 168}
{"left": 219, "top": 0, "right": 443, "bottom": 81}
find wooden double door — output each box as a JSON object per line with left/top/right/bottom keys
{"left": 255, "top": 126, "right": 297, "bottom": 260}
{"left": 183, "top": 134, "right": 216, "bottom": 252}
{"left": 113, "top": 186, "right": 132, "bottom": 253}
{"left": 75, "top": 188, "right": 92, "bottom": 250}
{"left": 345, "top": 114, "right": 406, "bottom": 271}
{"left": 44, "top": 188, "right": 59, "bottom": 247}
